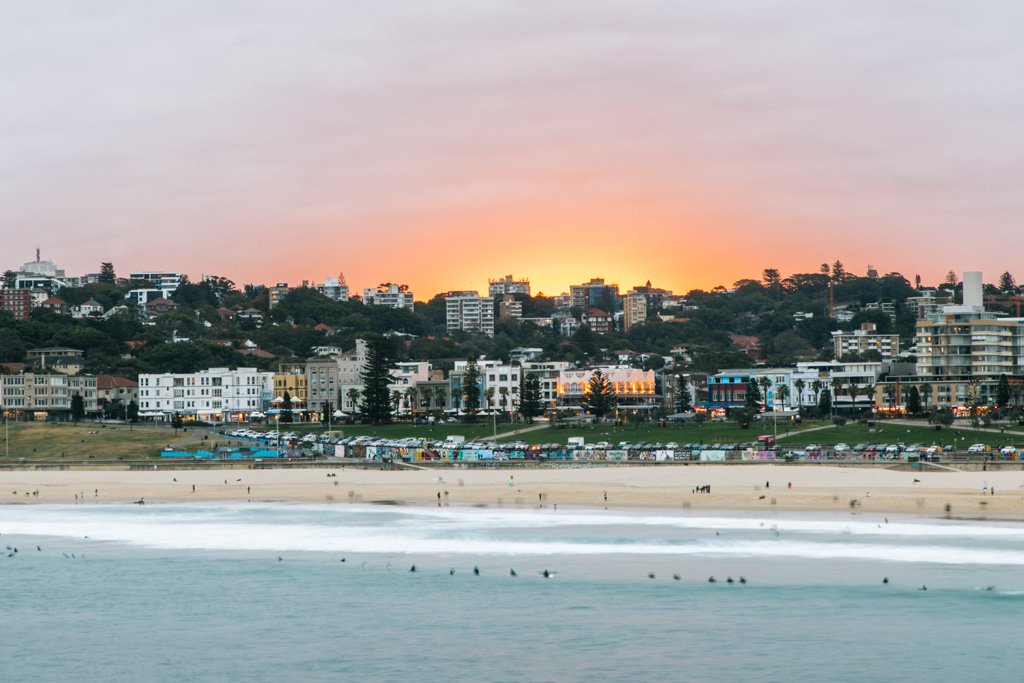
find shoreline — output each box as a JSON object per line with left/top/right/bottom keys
{"left": 2, "top": 464, "right": 1024, "bottom": 519}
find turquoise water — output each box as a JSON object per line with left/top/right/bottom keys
{"left": 2, "top": 504, "right": 1023, "bottom": 682}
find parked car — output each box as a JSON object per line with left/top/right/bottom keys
{"left": 967, "top": 443, "right": 988, "bottom": 453}
{"left": 833, "top": 443, "right": 849, "bottom": 453}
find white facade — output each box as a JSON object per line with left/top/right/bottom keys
{"left": 362, "top": 284, "right": 414, "bottom": 310}
{"left": 481, "top": 364, "right": 521, "bottom": 412}
{"left": 137, "top": 367, "right": 273, "bottom": 421}
{"left": 129, "top": 272, "right": 182, "bottom": 297}
{"left": 318, "top": 277, "right": 349, "bottom": 302}
{"left": 446, "top": 291, "right": 495, "bottom": 336}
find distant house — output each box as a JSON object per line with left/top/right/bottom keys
{"left": 240, "top": 348, "right": 276, "bottom": 360}
{"left": 144, "top": 297, "right": 180, "bottom": 317}
{"left": 25, "top": 347, "right": 85, "bottom": 375}
{"left": 40, "top": 296, "right": 70, "bottom": 316}
{"left": 72, "top": 298, "right": 104, "bottom": 318}
{"left": 729, "top": 333, "right": 762, "bottom": 359}
{"left": 236, "top": 308, "right": 265, "bottom": 324}
{"left": 314, "top": 322, "right": 338, "bottom": 334}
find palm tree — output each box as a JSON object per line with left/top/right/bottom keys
{"left": 794, "top": 378, "right": 806, "bottom": 413}
{"left": 757, "top": 376, "right": 772, "bottom": 409}
{"left": 498, "top": 386, "right": 509, "bottom": 413}
{"left": 346, "top": 388, "right": 361, "bottom": 413}
{"left": 811, "top": 379, "right": 823, "bottom": 407}
{"left": 776, "top": 384, "right": 790, "bottom": 410}
{"left": 404, "top": 386, "right": 418, "bottom": 415}
{"left": 485, "top": 387, "right": 495, "bottom": 411}
{"left": 390, "top": 390, "right": 403, "bottom": 416}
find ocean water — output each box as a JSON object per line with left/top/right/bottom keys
{"left": 1, "top": 504, "right": 1023, "bottom": 682}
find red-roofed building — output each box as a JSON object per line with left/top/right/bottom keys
{"left": 40, "top": 296, "right": 70, "bottom": 316}
{"left": 96, "top": 374, "right": 139, "bottom": 406}
{"left": 145, "top": 297, "right": 180, "bottom": 317}
{"left": 582, "top": 308, "right": 613, "bottom": 335}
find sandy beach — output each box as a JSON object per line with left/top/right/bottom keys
{"left": 2, "top": 464, "right": 1024, "bottom": 518}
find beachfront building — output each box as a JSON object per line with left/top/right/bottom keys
{"left": 362, "top": 283, "right": 414, "bottom": 310}
{"left": 831, "top": 323, "right": 900, "bottom": 359}
{"left": 96, "top": 374, "right": 139, "bottom": 407}
{"left": 445, "top": 291, "right": 495, "bottom": 336}
{"left": 137, "top": 367, "right": 273, "bottom": 422}
{"left": 557, "top": 366, "right": 657, "bottom": 414}
{"left": 522, "top": 361, "right": 572, "bottom": 408}
{"left": 0, "top": 372, "right": 99, "bottom": 420}
{"left": 273, "top": 363, "right": 309, "bottom": 405}
{"left": 305, "top": 355, "right": 342, "bottom": 416}
{"left": 481, "top": 363, "right": 521, "bottom": 414}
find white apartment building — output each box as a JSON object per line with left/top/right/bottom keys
{"left": 137, "top": 367, "right": 273, "bottom": 421}
{"left": 1, "top": 373, "right": 99, "bottom": 419}
{"left": 481, "top": 364, "right": 521, "bottom": 413}
{"left": 521, "top": 361, "right": 570, "bottom": 406}
{"left": 318, "top": 277, "right": 349, "bottom": 302}
{"left": 362, "top": 284, "right": 414, "bottom": 310}
{"left": 831, "top": 323, "right": 900, "bottom": 359}
{"left": 445, "top": 291, "right": 495, "bottom": 336}
{"left": 128, "top": 272, "right": 182, "bottom": 297}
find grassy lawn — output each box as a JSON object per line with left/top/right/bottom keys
{"left": 296, "top": 423, "right": 520, "bottom": 440}
{"left": 0, "top": 422, "right": 189, "bottom": 461}
{"left": 787, "top": 421, "right": 1024, "bottom": 449}
{"left": 493, "top": 420, "right": 830, "bottom": 446}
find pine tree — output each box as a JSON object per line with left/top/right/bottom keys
{"left": 359, "top": 336, "right": 395, "bottom": 424}
{"left": 519, "top": 374, "right": 543, "bottom": 423}
{"left": 583, "top": 369, "right": 615, "bottom": 419}
{"left": 99, "top": 262, "right": 116, "bottom": 283}
{"left": 906, "top": 386, "right": 922, "bottom": 415}
{"left": 70, "top": 392, "right": 85, "bottom": 424}
{"left": 461, "top": 358, "right": 481, "bottom": 420}
{"left": 817, "top": 388, "right": 832, "bottom": 418}
{"left": 280, "top": 391, "right": 293, "bottom": 423}
{"left": 127, "top": 399, "right": 139, "bottom": 424}
{"left": 674, "top": 375, "right": 692, "bottom": 413}
{"left": 998, "top": 271, "right": 1017, "bottom": 293}
{"left": 996, "top": 374, "right": 1011, "bottom": 409}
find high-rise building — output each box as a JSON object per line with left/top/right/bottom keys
{"left": 623, "top": 291, "right": 647, "bottom": 332}
{"left": 446, "top": 291, "right": 495, "bottom": 336}
{"left": 831, "top": 323, "right": 900, "bottom": 359}
{"left": 570, "top": 278, "right": 620, "bottom": 312}
{"left": 488, "top": 274, "right": 531, "bottom": 298}
{"left": 497, "top": 294, "right": 523, "bottom": 320}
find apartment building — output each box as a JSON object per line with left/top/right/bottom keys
{"left": 623, "top": 291, "right": 647, "bottom": 332}
{"left": 1, "top": 372, "right": 99, "bottom": 419}
{"left": 831, "top": 323, "right": 900, "bottom": 359}
{"left": 445, "top": 291, "right": 495, "bottom": 336}
{"left": 0, "top": 289, "right": 32, "bottom": 320}
{"left": 362, "top": 283, "right": 414, "bottom": 310}
{"left": 137, "top": 367, "right": 273, "bottom": 421}
{"left": 128, "top": 271, "right": 182, "bottom": 297}
{"left": 488, "top": 274, "right": 531, "bottom": 298}
{"left": 557, "top": 366, "right": 657, "bottom": 411}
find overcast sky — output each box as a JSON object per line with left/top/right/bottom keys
{"left": 3, "top": 1, "right": 1023, "bottom": 295}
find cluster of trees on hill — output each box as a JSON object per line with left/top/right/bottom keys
{"left": 1, "top": 263, "right": 1020, "bottom": 376}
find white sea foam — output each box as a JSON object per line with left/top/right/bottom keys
{"left": 3, "top": 504, "right": 1024, "bottom": 566}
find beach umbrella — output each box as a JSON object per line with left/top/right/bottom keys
{"left": 333, "top": 410, "right": 348, "bottom": 418}
{"left": 271, "top": 396, "right": 285, "bottom": 404}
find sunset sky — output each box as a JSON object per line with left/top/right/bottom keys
{"left": 3, "top": 2, "right": 1024, "bottom": 298}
